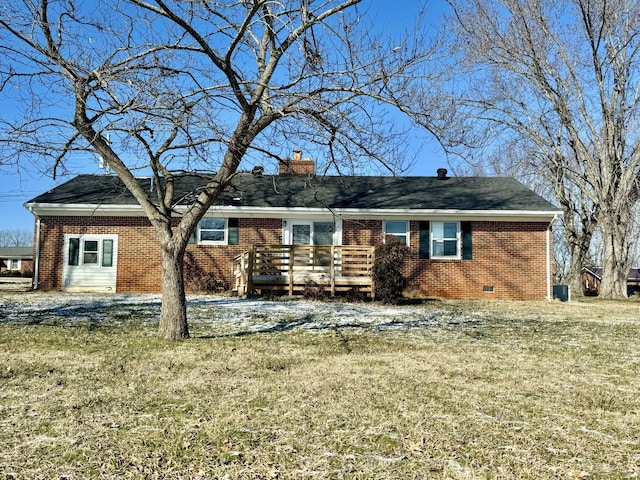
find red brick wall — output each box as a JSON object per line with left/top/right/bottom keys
{"left": 410, "top": 221, "right": 549, "bottom": 300}
{"left": 36, "top": 216, "right": 282, "bottom": 293}
{"left": 184, "top": 218, "right": 281, "bottom": 293}
{"left": 343, "top": 219, "right": 550, "bottom": 300}
{"left": 36, "top": 216, "right": 550, "bottom": 300}
{"left": 36, "top": 216, "right": 162, "bottom": 292}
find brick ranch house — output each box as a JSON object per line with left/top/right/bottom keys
{"left": 582, "top": 266, "right": 640, "bottom": 297}
{"left": 0, "top": 246, "right": 33, "bottom": 276}
{"left": 24, "top": 155, "right": 561, "bottom": 300}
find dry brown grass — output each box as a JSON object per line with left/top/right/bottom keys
{"left": 0, "top": 296, "right": 639, "bottom": 479}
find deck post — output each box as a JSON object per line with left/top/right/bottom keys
{"left": 330, "top": 245, "right": 336, "bottom": 296}
{"left": 370, "top": 247, "right": 375, "bottom": 300}
{"left": 246, "top": 246, "right": 254, "bottom": 297}
{"left": 230, "top": 260, "right": 238, "bottom": 296}
{"left": 288, "top": 245, "right": 294, "bottom": 297}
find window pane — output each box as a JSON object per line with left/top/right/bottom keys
{"left": 102, "top": 239, "right": 114, "bottom": 267}
{"left": 201, "top": 230, "right": 225, "bottom": 242}
{"left": 68, "top": 238, "right": 80, "bottom": 266}
{"left": 199, "top": 218, "right": 226, "bottom": 243}
{"left": 313, "top": 222, "right": 334, "bottom": 245}
{"left": 432, "top": 240, "right": 444, "bottom": 257}
{"left": 83, "top": 252, "right": 98, "bottom": 264}
{"left": 389, "top": 234, "right": 407, "bottom": 243}
{"left": 432, "top": 222, "right": 444, "bottom": 238}
{"left": 443, "top": 239, "right": 457, "bottom": 256}
{"left": 443, "top": 222, "right": 457, "bottom": 239}
{"left": 292, "top": 224, "right": 311, "bottom": 245}
{"left": 385, "top": 221, "right": 407, "bottom": 234}
{"left": 83, "top": 240, "right": 98, "bottom": 265}
{"left": 201, "top": 218, "right": 225, "bottom": 230}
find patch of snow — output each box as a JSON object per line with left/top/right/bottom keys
{"left": 0, "top": 292, "right": 479, "bottom": 336}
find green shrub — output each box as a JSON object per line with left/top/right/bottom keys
{"left": 372, "top": 237, "right": 410, "bottom": 304}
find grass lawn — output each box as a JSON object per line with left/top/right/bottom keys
{"left": 0, "top": 295, "right": 639, "bottom": 479}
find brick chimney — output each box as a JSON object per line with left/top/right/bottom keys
{"left": 279, "top": 149, "right": 315, "bottom": 175}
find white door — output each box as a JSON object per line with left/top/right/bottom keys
{"left": 284, "top": 220, "right": 339, "bottom": 245}
{"left": 284, "top": 221, "right": 338, "bottom": 272}
{"left": 62, "top": 234, "right": 118, "bottom": 292}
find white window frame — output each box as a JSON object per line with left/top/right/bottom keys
{"left": 9, "top": 259, "right": 20, "bottom": 270}
{"left": 197, "top": 217, "right": 228, "bottom": 245}
{"left": 65, "top": 235, "right": 117, "bottom": 268}
{"left": 431, "top": 221, "right": 461, "bottom": 259}
{"left": 383, "top": 220, "right": 409, "bottom": 246}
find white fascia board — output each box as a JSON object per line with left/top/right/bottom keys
{"left": 338, "top": 208, "right": 563, "bottom": 222}
{"left": 23, "top": 203, "right": 149, "bottom": 217}
{"left": 26, "top": 202, "right": 562, "bottom": 222}
{"left": 199, "top": 206, "right": 563, "bottom": 221}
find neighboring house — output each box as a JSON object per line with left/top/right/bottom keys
{"left": 0, "top": 246, "right": 33, "bottom": 276}
{"left": 24, "top": 153, "right": 561, "bottom": 300}
{"left": 582, "top": 266, "right": 640, "bottom": 296}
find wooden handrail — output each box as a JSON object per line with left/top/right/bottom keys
{"left": 231, "top": 244, "right": 375, "bottom": 297}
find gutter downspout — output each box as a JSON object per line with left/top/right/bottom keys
{"left": 546, "top": 214, "right": 559, "bottom": 301}
{"left": 33, "top": 217, "right": 41, "bottom": 290}
{"left": 26, "top": 204, "right": 41, "bottom": 290}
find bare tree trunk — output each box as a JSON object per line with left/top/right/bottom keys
{"left": 158, "top": 245, "right": 189, "bottom": 340}
{"left": 565, "top": 225, "right": 595, "bottom": 297}
{"left": 567, "top": 246, "right": 587, "bottom": 297}
{"left": 599, "top": 217, "right": 632, "bottom": 299}
{"left": 558, "top": 198, "right": 597, "bottom": 297}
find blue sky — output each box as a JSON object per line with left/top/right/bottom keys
{"left": 0, "top": 1, "right": 449, "bottom": 234}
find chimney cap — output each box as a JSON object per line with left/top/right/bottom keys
{"left": 436, "top": 168, "right": 448, "bottom": 180}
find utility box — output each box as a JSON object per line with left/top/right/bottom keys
{"left": 553, "top": 285, "right": 571, "bottom": 302}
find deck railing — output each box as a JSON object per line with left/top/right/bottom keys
{"left": 232, "top": 244, "right": 375, "bottom": 298}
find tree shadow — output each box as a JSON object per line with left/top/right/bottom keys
{"left": 192, "top": 297, "right": 482, "bottom": 340}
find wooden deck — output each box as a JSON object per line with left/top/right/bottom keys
{"left": 231, "top": 244, "right": 375, "bottom": 298}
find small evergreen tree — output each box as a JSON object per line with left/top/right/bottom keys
{"left": 372, "top": 237, "right": 410, "bottom": 304}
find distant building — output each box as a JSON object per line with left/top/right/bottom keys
{"left": 582, "top": 266, "right": 640, "bottom": 296}
{"left": 0, "top": 246, "right": 33, "bottom": 276}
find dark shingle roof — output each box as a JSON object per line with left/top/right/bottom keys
{"left": 26, "top": 173, "right": 558, "bottom": 212}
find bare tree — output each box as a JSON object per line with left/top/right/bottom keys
{"left": 0, "top": 229, "right": 32, "bottom": 247}
{"left": 0, "top": 1, "right": 433, "bottom": 338}
{"left": 397, "top": 0, "right": 640, "bottom": 298}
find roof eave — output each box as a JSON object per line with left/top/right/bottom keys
{"left": 26, "top": 202, "right": 561, "bottom": 221}
{"left": 205, "top": 206, "right": 562, "bottom": 221}
{"left": 24, "top": 203, "right": 151, "bottom": 217}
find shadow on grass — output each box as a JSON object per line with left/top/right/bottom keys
{"left": 1, "top": 294, "right": 481, "bottom": 338}
{"left": 193, "top": 306, "right": 481, "bottom": 340}
{"left": 1, "top": 296, "right": 162, "bottom": 329}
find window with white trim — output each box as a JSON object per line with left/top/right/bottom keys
{"left": 199, "top": 218, "right": 226, "bottom": 243}
{"left": 68, "top": 237, "right": 115, "bottom": 267}
{"left": 431, "top": 221, "right": 460, "bottom": 259}
{"left": 192, "top": 218, "right": 239, "bottom": 245}
{"left": 383, "top": 220, "right": 409, "bottom": 245}
{"left": 9, "top": 259, "right": 20, "bottom": 270}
